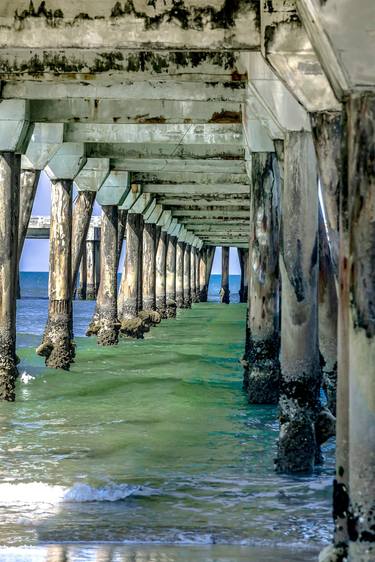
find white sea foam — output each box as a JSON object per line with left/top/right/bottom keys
{"left": 20, "top": 371, "right": 35, "bottom": 384}
{"left": 0, "top": 482, "right": 142, "bottom": 506}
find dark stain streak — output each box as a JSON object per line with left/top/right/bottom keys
{"left": 14, "top": 1, "right": 63, "bottom": 28}
{"left": 208, "top": 110, "right": 241, "bottom": 124}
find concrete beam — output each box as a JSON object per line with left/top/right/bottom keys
{"left": 0, "top": 99, "right": 31, "bottom": 152}
{"left": 119, "top": 183, "right": 141, "bottom": 211}
{"left": 2, "top": 80, "right": 246, "bottom": 103}
{"left": 29, "top": 98, "right": 242, "bottom": 125}
{"left": 132, "top": 171, "right": 249, "bottom": 185}
{"left": 110, "top": 157, "right": 247, "bottom": 174}
{"left": 64, "top": 123, "right": 243, "bottom": 145}
{"left": 129, "top": 192, "right": 153, "bottom": 214}
{"left": 261, "top": 1, "right": 340, "bottom": 112}
{"left": 0, "top": 2, "right": 260, "bottom": 52}
{"left": 156, "top": 196, "right": 249, "bottom": 207}
{"left": 142, "top": 183, "right": 249, "bottom": 195}
{"left": 172, "top": 209, "right": 250, "bottom": 218}
{"left": 87, "top": 142, "right": 245, "bottom": 161}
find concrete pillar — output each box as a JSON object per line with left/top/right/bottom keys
{"left": 199, "top": 248, "right": 208, "bottom": 302}
{"left": 94, "top": 240, "right": 101, "bottom": 297}
{"left": 176, "top": 241, "right": 185, "bottom": 308}
{"left": 0, "top": 152, "right": 20, "bottom": 401}
{"left": 142, "top": 222, "right": 156, "bottom": 311}
{"left": 77, "top": 245, "right": 87, "bottom": 300}
{"left": 311, "top": 111, "right": 342, "bottom": 277}
{"left": 275, "top": 132, "right": 321, "bottom": 474}
{"left": 237, "top": 248, "right": 249, "bottom": 303}
{"left": 190, "top": 245, "right": 197, "bottom": 303}
{"left": 93, "top": 206, "right": 119, "bottom": 346}
{"left": 206, "top": 246, "right": 215, "bottom": 297}
{"left": 17, "top": 169, "right": 40, "bottom": 298}
{"left": 166, "top": 235, "right": 177, "bottom": 318}
{"left": 319, "top": 206, "right": 338, "bottom": 415}
{"left": 86, "top": 240, "right": 96, "bottom": 300}
{"left": 195, "top": 247, "right": 201, "bottom": 302}
{"left": 346, "top": 93, "right": 375, "bottom": 562}
{"left": 156, "top": 230, "right": 168, "bottom": 318}
{"left": 71, "top": 191, "right": 95, "bottom": 298}
{"left": 37, "top": 180, "right": 74, "bottom": 370}
{"left": 245, "top": 152, "right": 280, "bottom": 405}
{"left": 183, "top": 243, "right": 192, "bottom": 308}
{"left": 117, "top": 209, "right": 127, "bottom": 271}
{"left": 118, "top": 213, "right": 143, "bottom": 321}
{"left": 220, "top": 246, "right": 230, "bottom": 303}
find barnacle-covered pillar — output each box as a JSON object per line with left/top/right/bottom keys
{"left": 142, "top": 222, "right": 157, "bottom": 312}
{"left": 190, "top": 244, "right": 197, "bottom": 303}
{"left": 89, "top": 206, "right": 119, "bottom": 346}
{"left": 194, "top": 246, "right": 201, "bottom": 302}
{"left": 199, "top": 248, "right": 208, "bottom": 302}
{"left": 86, "top": 236, "right": 97, "bottom": 300}
{"left": 220, "top": 246, "right": 230, "bottom": 304}
{"left": 275, "top": 132, "right": 321, "bottom": 474}
{"left": 166, "top": 235, "right": 177, "bottom": 317}
{"left": 77, "top": 246, "right": 87, "bottom": 300}
{"left": 183, "top": 243, "right": 192, "bottom": 308}
{"left": 37, "top": 143, "right": 85, "bottom": 369}
{"left": 118, "top": 213, "right": 143, "bottom": 336}
{"left": 244, "top": 152, "right": 280, "bottom": 404}
{"left": 17, "top": 169, "right": 40, "bottom": 280}
{"left": 0, "top": 152, "right": 20, "bottom": 400}
{"left": 155, "top": 230, "right": 168, "bottom": 318}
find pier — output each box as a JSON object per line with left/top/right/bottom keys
{"left": 0, "top": 2, "right": 374, "bottom": 561}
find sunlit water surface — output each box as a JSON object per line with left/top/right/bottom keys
{"left": 0, "top": 274, "right": 334, "bottom": 561}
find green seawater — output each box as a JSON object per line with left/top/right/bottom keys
{"left": 0, "top": 303, "right": 334, "bottom": 561}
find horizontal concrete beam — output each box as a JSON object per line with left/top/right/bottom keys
{"left": 0, "top": 2, "right": 260, "bottom": 51}
{"left": 172, "top": 209, "right": 250, "bottom": 218}
{"left": 157, "top": 197, "right": 249, "bottom": 208}
{"left": 143, "top": 183, "right": 249, "bottom": 196}
{"left": 110, "top": 157, "right": 246, "bottom": 174}
{"left": 2, "top": 80, "right": 246, "bottom": 103}
{"left": 86, "top": 142, "right": 245, "bottom": 161}
{"left": 132, "top": 171, "right": 249, "bottom": 185}
{"left": 179, "top": 218, "right": 250, "bottom": 225}
{"left": 29, "top": 99, "right": 242, "bottom": 125}
{"left": 64, "top": 123, "right": 243, "bottom": 145}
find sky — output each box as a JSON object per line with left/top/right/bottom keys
{"left": 20, "top": 172, "right": 241, "bottom": 275}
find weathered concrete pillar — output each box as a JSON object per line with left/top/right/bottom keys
{"left": 117, "top": 209, "right": 127, "bottom": 271}
{"left": 237, "top": 248, "right": 249, "bottom": 303}
{"left": 17, "top": 169, "right": 40, "bottom": 298}
{"left": 142, "top": 222, "right": 157, "bottom": 311}
{"left": 176, "top": 241, "right": 185, "bottom": 308}
{"left": 183, "top": 244, "right": 192, "bottom": 308}
{"left": 199, "top": 248, "right": 208, "bottom": 301}
{"left": 345, "top": 93, "right": 375, "bottom": 562}
{"left": 195, "top": 247, "right": 201, "bottom": 302}
{"left": 88, "top": 206, "right": 119, "bottom": 346}
{"left": 245, "top": 152, "right": 280, "bottom": 405}
{"left": 0, "top": 152, "right": 20, "bottom": 401}
{"left": 190, "top": 245, "right": 197, "bottom": 303}
{"left": 86, "top": 240, "right": 96, "bottom": 300}
{"left": 77, "top": 245, "right": 87, "bottom": 300}
{"left": 71, "top": 191, "right": 96, "bottom": 298}
{"left": 37, "top": 180, "right": 75, "bottom": 370}
{"left": 318, "top": 206, "right": 338, "bottom": 415}
{"left": 94, "top": 240, "right": 101, "bottom": 297}
{"left": 206, "top": 246, "right": 215, "bottom": 298}
{"left": 275, "top": 132, "right": 321, "bottom": 474}
{"left": 311, "top": 111, "right": 342, "bottom": 277}
{"left": 166, "top": 235, "right": 177, "bottom": 317}
{"left": 220, "top": 246, "right": 230, "bottom": 304}
{"left": 155, "top": 230, "right": 168, "bottom": 318}
{"left": 118, "top": 213, "right": 142, "bottom": 320}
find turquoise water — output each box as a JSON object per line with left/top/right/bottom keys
{"left": 0, "top": 273, "right": 334, "bottom": 561}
